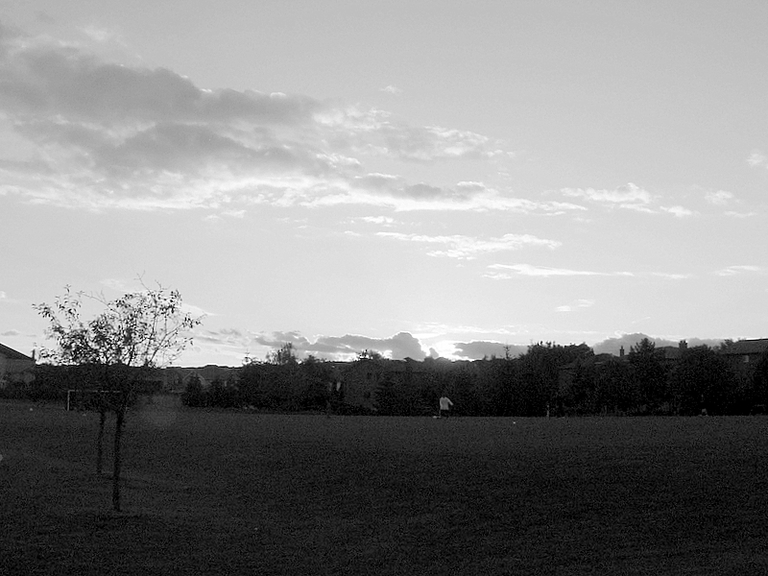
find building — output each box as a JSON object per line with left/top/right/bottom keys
{"left": 162, "top": 365, "right": 238, "bottom": 393}
{"left": 338, "top": 357, "right": 458, "bottom": 412}
{"left": 718, "top": 338, "right": 768, "bottom": 373}
{"left": 0, "top": 342, "right": 35, "bottom": 389}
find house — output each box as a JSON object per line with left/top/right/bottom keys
{"left": 0, "top": 342, "right": 36, "bottom": 389}
{"left": 718, "top": 338, "right": 768, "bottom": 372}
{"left": 339, "top": 358, "right": 386, "bottom": 410}
{"left": 339, "top": 357, "right": 454, "bottom": 412}
{"left": 655, "top": 341, "right": 687, "bottom": 368}
{"left": 162, "top": 365, "right": 238, "bottom": 393}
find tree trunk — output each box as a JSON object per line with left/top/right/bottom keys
{"left": 112, "top": 408, "right": 125, "bottom": 513}
{"left": 96, "top": 408, "right": 106, "bottom": 475}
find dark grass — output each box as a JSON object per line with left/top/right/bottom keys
{"left": 2, "top": 399, "right": 768, "bottom": 575}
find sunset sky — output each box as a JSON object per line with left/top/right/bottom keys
{"left": 1, "top": 1, "right": 767, "bottom": 366}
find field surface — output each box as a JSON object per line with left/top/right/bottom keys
{"left": 2, "top": 398, "right": 768, "bottom": 575}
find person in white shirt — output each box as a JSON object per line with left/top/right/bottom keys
{"left": 439, "top": 395, "right": 454, "bottom": 418}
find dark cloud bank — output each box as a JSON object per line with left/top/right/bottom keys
{"left": 204, "top": 329, "right": 724, "bottom": 363}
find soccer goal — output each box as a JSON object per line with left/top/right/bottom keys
{"left": 66, "top": 389, "right": 126, "bottom": 412}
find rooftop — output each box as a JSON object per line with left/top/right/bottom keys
{"left": 0, "top": 342, "right": 33, "bottom": 362}
{"left": 720, "top": 339, "right": 768, "bottom": 356}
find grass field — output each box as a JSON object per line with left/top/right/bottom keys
{"left": 2, "top": 398, "right": 768, "bottom": 575}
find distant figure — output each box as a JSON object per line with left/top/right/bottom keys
{"left": 439, "top": 395, "right": 454, "bottom": 418}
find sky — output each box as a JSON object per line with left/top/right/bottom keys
{"left": 1, "top": 0, "right": 767, "bottom": 366}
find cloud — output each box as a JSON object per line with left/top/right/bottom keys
{"left": 302, "top": 175, "right": 585, "bottom": 213}
{"left": 223, "top": 330, "right": 427, "bottom": 361}
{"left": 562, "top": 183, "right": 699, "bottom": 217}
{"left": 80, "top": 25, "right": 124, "bottom": 45}
{"left": 747, "top": 150, "right": 767, "bottom": 168}
{"left": 485, "top": 264, "right": 634, "bottom": 279}
{"left": 181, "top": 302, "right": 214, "bottom": 318}
{"left": 376, "top": 232, "right": 561, "bottom": 259}
{"left": 705, "top": 190, "right": 734, "bottom": 206}
{"left": 660, "top": 205, "right": 694, "bottom": 218}
{"left": 0, "top": 22, "right": 529, "bottom": 214}
{"left": 591, "top": 333, "right": 724, "bottom": 356}
{"left": 555, "top": 299, "right": 595, "bottom": 312}
{"left": 311, "top": 332, "right": 426, "bottom": 360}
{"left": 318, "top": 107, "right": 510, "bottom": 162}
{"left": 715, "top": 265, "right": 762, "bottom": 277}
{"left": 651, "top": 272, "right": 693, "bottom": 280}
{"left": 561, "top": 183, "right": 653, "bottom": 209}
{"left": 99, "top": 277, "right": 140, "bottom": 292}
{"left": 358, "top": 215, "right": 396, "bottom": 226}
{"left": 380, "top": 85, "right": 402, "bottom": 95}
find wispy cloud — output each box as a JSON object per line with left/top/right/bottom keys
{"left": 317, "top": 107, "right": 510, "bottom": 162}
{"left": 485, "top": 264, "right": 634, "bottom": 279}
{"left": 203, "top": 209, "right": 246, "bottom": 222}
{"left": 561, "top": 183, "right": 653, "bottom": 210}
{"left": 715, "top": 265, "right": 762, "bottom": 277}
{"left": 358, "top": 215, "right": 397, "bottom": 226}
{"left": 651, "top": 272, "right": 693, "bottom": 280}
{"left": 380, "top": 85, "right": 402, "bottom": 95}
{"left": 561, "top": 183, "right": 700, "bottom": 217}
{"left": 701, "top": 189, "right": 757, "bottom": 217}
{"left": 376, "top": 232, "right": 561, "bottom": 259}
{"left": 80, "top": 25, "right": 125, "bottom": 45}
{"left": 555, "top": 299, "right": 595, "bottom": 312}
{"left": 705, "top": 190, "right": 734, "bottom": 206}
{"left": 299, "top": 177, "right": 585, "bottom": 213}
{"left": 747, "top": 150, "right": 767, "bottom": 168}
{"left": 723, "top": 211, "right": 758, "bottom": 218}
{"left": 660, "top": 205, "right": 695, "bottom": 218}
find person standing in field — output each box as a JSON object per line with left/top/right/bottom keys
{"left": 439, "top": 395, "right": 454, "bottom": 418}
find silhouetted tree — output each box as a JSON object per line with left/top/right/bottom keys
{"left": 35, "top": 282, "right": 202, "bottom": 512}
{"left": 297, "top": 356, "right": 332, "bottom": 410}
{"left": 181, "top": 374, "right": 205, "bottom": 407}
{"left": 518, "top": 342, "right": 593, "bottom": 416}
{"left": 594, "top": 358, "right": 635, "bottom": 414}
{"left": 267, "top": 342, "right": 298, "bottom": 366}
{"left": 751, "top": 350, "right": 768, "bottom": 411}
{"left": 446, "top": 366, "right": 480, "bottom": 415}
{"left": 628, "top": 338, "right": 667, "bottom": 413}
{"left": 668, "top": 346, "right": 735, "bottom": 414}
{"left": 208, "top": 376, "right": 239, "bottom": 408}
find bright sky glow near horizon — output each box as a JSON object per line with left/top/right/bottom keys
{"left": 1, "top": 1, "right": 767, "bottom": 366}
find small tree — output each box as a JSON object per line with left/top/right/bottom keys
{"left": 181, "top": 374, "right": 206, "bottom": 407}
{"left": 266, "top": 342, "right": 298, "bottom": 365}
{"left": 669, "top": 345, "right": 736, "bottom": 415}
{"left": 35, "top": 281, "right": 202, "bottom": 512}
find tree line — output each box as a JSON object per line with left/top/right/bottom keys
{"left": 9, "top": 339, "right": 768, "bottom": 418}
{"left": 180, "top": 339, "right": 768, "bottom": 417}
{"left": 181, "top": 344, "right": 337, "bottom": 412}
